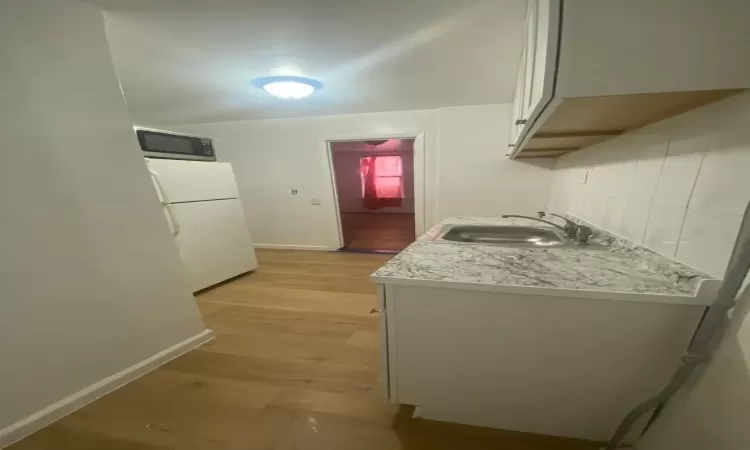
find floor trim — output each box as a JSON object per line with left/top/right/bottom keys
{"left": 254, "top": 244, "right": 331, "bottom": 251}
{"left": 0, "top": 329, "right": 215, "bottom": 448}
{"left": 336, "top": 247, "right": 400, "bottom": 254}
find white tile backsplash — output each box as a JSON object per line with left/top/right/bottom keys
{"left": 652, "top": 135, "right": 707, "bottom": 208}
{"left": 689, "top": 129, "right": 750, "bottom": 214}
{"left": 633, "top": 142, "right": 668, "bottom": 195}
{"left": 676, "top": 210, "right": 743, "bottom": 278}
{"left": 644, "top": 208, "right": 688, "bottom": 257}
{"left": 621, "top": 194, "right": 652, "bottom": 243}
{"left": 601, "top": 195, "right": 626, "bottom": 235}
{"left": 549, "top": 91, "right": 750, "bottom": 278}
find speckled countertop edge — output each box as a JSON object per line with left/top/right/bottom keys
{"left": 371, "top": 216, "right": 719, "bottom": 301}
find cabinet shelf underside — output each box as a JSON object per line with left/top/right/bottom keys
{"left": 515, "top": 89, "right": 743, "bottom": 159}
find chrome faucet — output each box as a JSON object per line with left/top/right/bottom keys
{"left": 501, "top": 214, "right": 567, "bottom": 232}
{"left": 539, "top": 212, "right": 592, "bottom": 244}
{"left": 538, "top": 212, "right": 578, "bottom": 237}
{"left": 500, "top": 212, "right": 593, "bottom": 244}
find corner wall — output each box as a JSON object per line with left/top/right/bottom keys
{"left": 637, "top": 304, "right": 750, "bottom": 450}
{"left": 435, "top": 105, "right": 555, "bottom": 220}
{"left": 167, "top": 104, "right": 555, "bottom": 249}
{"left": 0, "top": 0, "right": 207, "bottom": 443}
{"left": 545, "top": 91, "right": 750, "bottom": 449}
{"left": 548, "top": 91, "right": 750, "bottom": 279}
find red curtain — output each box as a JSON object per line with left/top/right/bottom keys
{"left": 360, "top": 156, "right": 403, "bottom": 210}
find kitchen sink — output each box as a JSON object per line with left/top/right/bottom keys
{"left": 434, "top": 225, "right": 568, "bottom": 247}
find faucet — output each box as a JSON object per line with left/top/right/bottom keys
{"left": 539, "top": 212, "right": 592, "bottom": 244}
{"left": 538, "top": 212, "right": 578, "bottom": 237}
{"left": 501, "top": 214, "right": 567, "bottom": 233}
{"left": 500, "top": 212, "right": 593, "bottom": 244}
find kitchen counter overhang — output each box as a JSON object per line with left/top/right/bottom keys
{"left": 371, "top": 216, "right": 720, "bottom": 306}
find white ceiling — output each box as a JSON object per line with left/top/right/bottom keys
{"left": 88, "top": 0, "right": 526, "bottom": 125}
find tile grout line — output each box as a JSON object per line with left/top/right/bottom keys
{"left": 673, "top": 138, "right": 710, "bottom": 259}
{"left": 640, "top": 143, "right": 669, "bottom": 245}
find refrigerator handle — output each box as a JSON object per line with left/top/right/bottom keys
{"left": 165, "top": 204, "right": 181, "bottom": 237}
{"left": 148, "top": 168, "right": 179, "bottom": 236}
{"left": 162, "top": 205, "right": 177, "bottom": 236}
{"left": 147, "top": 168, "right": 169, "bottom": 204}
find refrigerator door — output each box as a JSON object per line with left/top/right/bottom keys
{"left": 171, "top": 198, "right": 258, "bottom": 292}
{"left": 145, "top": 158, "right": 240, "bottom": 203}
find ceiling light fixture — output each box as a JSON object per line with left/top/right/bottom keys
{"left": 252, "top": 76, "right": 322, "bottom": 99}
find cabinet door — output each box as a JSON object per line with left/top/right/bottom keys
{"left": 509, "top": 44, "right": 528, "bottom": 149}
{"left": 508, "top": 0, "right": 560, "bottom": 155}
{"left": 527, "top": 0, "right": 559, "bottom": 122}
{"left": 523, "top": 0, "right": 539, "bottom": 119}
{"left": 377, "top": 284, "right": 392, "bottom": 401}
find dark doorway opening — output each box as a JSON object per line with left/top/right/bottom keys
{"left": 331, "top": 139, "right": 416, "bottom": 253}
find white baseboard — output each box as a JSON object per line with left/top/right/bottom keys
{"left": 254, "top": 244, "right": 331, "bottom": 251}
{"left": 340, "top": 210, "right": 416, "bottom": 214}
{"left": 0, "top": 329, "right": 215, "bottom": 448}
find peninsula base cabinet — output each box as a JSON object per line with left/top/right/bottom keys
{"left": 376, "top": 283, "right": 706, "bottom": 442}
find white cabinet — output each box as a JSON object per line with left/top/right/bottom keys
{"left": 508, "top": 0, "right": 559, "bottom": 156}
{"left": 377, "top": 283, "right": 705, "bottom": 442}
{"left": 508, "top": 44, "right": 528, "bottom": 150}
{"left": 521, "top": 0, "right": 539, "bottom": 119}
{"left": 508, "top": 0, "right": 750, "bottom": 159}
{"left": 377, "top": 285, "right": 391, "bottom": 399}
{"left": 525, "top": 0, "right": 554, "bottom": 119}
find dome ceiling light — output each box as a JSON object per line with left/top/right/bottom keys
{"left": 252, "top": 76, "right": 322, "bottom": 99}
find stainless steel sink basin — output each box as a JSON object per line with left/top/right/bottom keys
{"left": 434, "top": 225, "right": 567, "bottom": 247}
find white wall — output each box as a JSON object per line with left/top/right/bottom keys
{"left": 548, "top": 91, "right": 750, "bottom": 279}
{"left": 637, "top": 306, "right": 750, "bottom": 450}
{"left": 545, "top": 91, "right": 750, "bottom": 449}
{"left": 167, "top": 104, "right": 555, "bottom": 249}
{"left": 166, "top": 109, "right": 436, "bottom": 249}
{"left": 435, "top": 105, "right": 555, "bottom": 219}
{"left": 0, "top": 0, "right": 206, "bottom": 442}
{"left": 332, "top": 144, "right": 415, "bottom": 214}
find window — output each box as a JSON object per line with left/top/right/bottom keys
{"left": 360, "top": 156, "right": 403, "bottom": 199}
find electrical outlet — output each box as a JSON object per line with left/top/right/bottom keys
{"left": 291, "top": 189, "right": 298, "bottom": 195}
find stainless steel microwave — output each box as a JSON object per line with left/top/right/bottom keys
{"left": 135, "top": 127, "right": 216, "bottom": 161}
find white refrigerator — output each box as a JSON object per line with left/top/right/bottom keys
{"left": 145, "top": 158, "right": 258, "bottom": 292}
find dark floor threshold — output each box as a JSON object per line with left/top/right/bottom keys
{"left": 193, "top": 270, "right": 255, "bottom": 295}
{"left": 335, "top": 247, "right": 401, "bottom": 254}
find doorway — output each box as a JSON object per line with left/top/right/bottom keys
{"left": 330, "top": 139, "right": 417, "bottom": 253}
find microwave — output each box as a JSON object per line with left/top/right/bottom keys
{"left": 135, "top": 127, "right": 216, "bottom": 161}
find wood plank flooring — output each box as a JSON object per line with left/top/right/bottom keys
{"left": 341, "top": 212, "right": 415, "bottom": 251}
{"left": 10, "top": 250, "right": 599, "bottom": 450}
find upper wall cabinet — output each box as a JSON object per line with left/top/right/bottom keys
{"left": 508, "top": 0, "right": 749, "bottom": 159}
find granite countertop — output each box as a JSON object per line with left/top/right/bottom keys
{"left": 371, "top": 216, "right": 719, "bottom": 302}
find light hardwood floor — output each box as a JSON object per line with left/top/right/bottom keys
{"left": 11, "top": 250, "right": 599, "bottom": 450}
